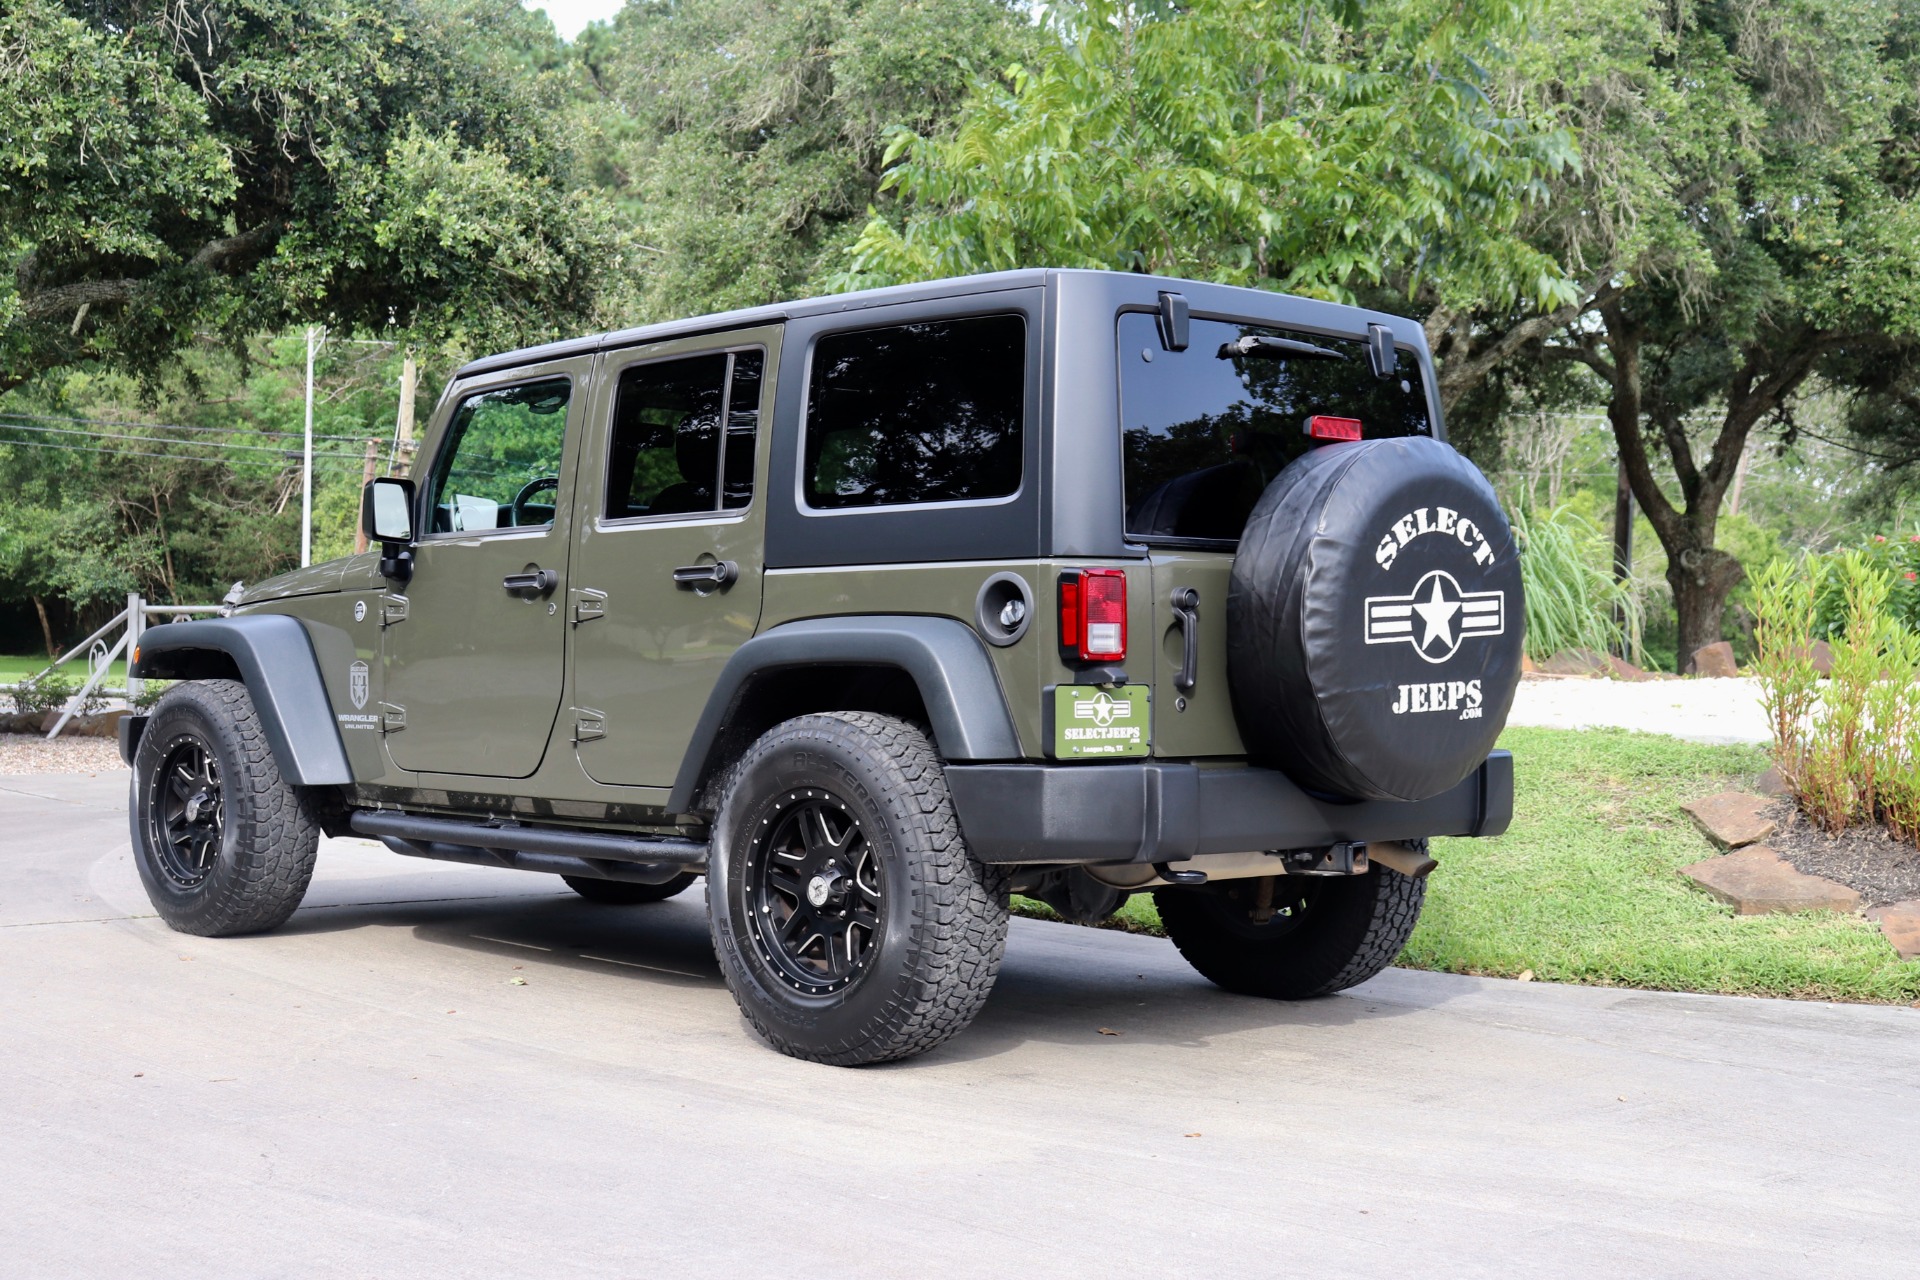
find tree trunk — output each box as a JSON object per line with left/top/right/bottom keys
{"left": 1667, "top": 544, "right": 1745, "bottom": 671}
{"left": 30, "top": 594, "right": 56, "bottom": 659}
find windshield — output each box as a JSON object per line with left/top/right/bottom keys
{"left": 1119, "top": 311, "right": 1432, "bottom": 543}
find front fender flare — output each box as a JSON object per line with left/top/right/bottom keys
{"left": 667, "top": 616, "right": 1022, "bottom": 813}
{"left": 130, "top": 615, "right": 353, "bottom": 786}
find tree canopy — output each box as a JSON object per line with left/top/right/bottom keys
{"left": 834, "top": 0, "right": 1578, "bottom": 318}
{"left": 1453, "top": 0, "right": 1920, "bottom": 666}
{"left": 582, "top": 0, "right": 1039, "bottom": 321}
{"left": 0, "top": 0, "right": 634, "bottom": 394}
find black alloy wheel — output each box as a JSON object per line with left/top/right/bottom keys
{"left": 146, "top": 735, "right": 226, "bottom": 889}
{"left": 708, "top": 712, "right": 1009, "bottom": 1066}
{"left": 743, "top": 788, "right": 882, "bottom": 995}
{"left": 130, "top": 680, "right": 320, "bottom": 937}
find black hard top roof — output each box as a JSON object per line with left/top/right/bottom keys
{"left": 455, "top": 268, "right": 1057, "bottom": 379}
{"left": 453, "top": 267, "right": 1432, "bottom": 381}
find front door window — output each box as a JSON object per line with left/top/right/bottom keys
{"left": 428, "top": 378, "right": 572, "bottom": 532}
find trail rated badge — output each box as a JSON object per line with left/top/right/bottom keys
{"left": 1052, "top": 685, "right": 1150, "bottom": 759}
{"left": 349, "top": 660, "right": 369, "bottom": 710}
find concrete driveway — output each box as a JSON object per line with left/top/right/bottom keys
{"left": 4, "top": 772, "right": 1916, "bottom": 1278}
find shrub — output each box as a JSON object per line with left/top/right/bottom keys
{"left": 1511, "top": 503, "right": 1644, "bottom": 665}
{"left": 6, "top": 670, "right": 115, "bottom": 718}
{"left": 131, "top": 680, "right": 172, "bottom": 711}
{"left": 1811, "top": 533, "right": 1920, "bottom": 638}
{"left": 1755, "top": 553, "right": 1920, "bottom": 838}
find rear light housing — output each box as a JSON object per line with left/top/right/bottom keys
{"left": 1058, "top": 568, "right": 1127, "bottom": 663}
{"left": 1306, "top": 414, "right": 1363, "bottom": 443}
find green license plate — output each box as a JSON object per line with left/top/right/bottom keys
{"left": 1052, "top": 685, "right": 1151, "bottom": 759}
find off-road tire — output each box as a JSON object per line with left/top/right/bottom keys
{"left": 1155, "top": 862, "right": 1425, "bottom": 1000}
{"left": 129, "top": 680, "right": 321, "bottom": 937}
{"left": 562, "top": 873, "right": 697, "bottom": 905}
{"left": 707, "top": 712, "right": 1009, "bottom": 1066}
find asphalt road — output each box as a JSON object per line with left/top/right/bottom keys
{"left": 5, "top": 772, "right": 1917, "bottom": 1278}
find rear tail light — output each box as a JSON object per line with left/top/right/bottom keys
{"left": 1059, "top": 568, "right": 1127, "bottom": 663}
{"left": 1307, "top": 414, "right": 1363, "bottom": 443}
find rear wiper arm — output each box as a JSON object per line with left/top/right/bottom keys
{"left": 1217, "top": 335, "right": 1347, "bottom": 362}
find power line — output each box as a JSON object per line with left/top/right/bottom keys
{"left": 0, "top": 436, "right": 365, "bottom": 468}
{"left": 0, "top": 420, "right": 365, "bottom": 459}
{"left": 0, "top": 410, "right": 314, "bottom": 442}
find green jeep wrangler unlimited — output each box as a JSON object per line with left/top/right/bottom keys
{"left": 124, "top": 270, "right": 1521, "bottom": 1065}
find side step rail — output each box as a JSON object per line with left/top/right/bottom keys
{"left": 348, "top": 810, "right": 708, "bottom": 886}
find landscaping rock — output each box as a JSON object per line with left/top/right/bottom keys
{"left": 67, "top": 709, "right": 130, "bottom": 739}
{"left": 1756, "top": 765, "right": 1792, "bottom": 797}
{"left": 1686, "top": 641, "right": 1740, "bottom": 678}
{"left": 1680, "top": 847, "right": 1862, "bottom": 915}
{"left": 1809, "top": 639, "right": 1834, "bottom": 677}
{"left": 1682, "top": 791, "right": 1777, "bottom": 849}
{"left": 1865, "top": 901, "right": 1920, "bottom": 960}
{"left": 1541, "top": 648, "right": 1609, "bottom": 677}
{"left": 1606, "top": 655, "right": 1653, "bottom": 682}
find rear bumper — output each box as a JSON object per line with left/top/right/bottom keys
{"left": 946, "top": 751, "right": 1512, "bottom": 865}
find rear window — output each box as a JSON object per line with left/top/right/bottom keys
{"left": 803, "top": 314, "right": 1025, "bottom": 509}
{"left": 1119, "top": 312, "right": 1432, "bottom": 543}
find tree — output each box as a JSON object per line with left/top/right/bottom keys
{"left": 581, "top": 0, "right": 1041, "bottom": 321}
{"left": 0, "top": 0, "right": 635, "bottom": 394}
{"left": 0, "top": 498, "right": 157, "bottom": 657}
{"left": 832, "top": 0, "right": 1577, "bottom": 319}
{"left": 1514, "top": 1, "right": 1920, "bottom": 667}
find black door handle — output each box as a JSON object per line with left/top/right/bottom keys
{"left": 503, "top": 568, "right": 558, "bottom": 595}
{"left": 1171, "top": 587, "right": 1199, "bottom": 693}
{"left": 672, "top": 561, "right": 738, "bottom": 590}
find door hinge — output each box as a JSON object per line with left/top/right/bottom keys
{"left": 380, "top": 594, "right": 409, "bottom": 627}
{"left": 379, "top": 702, "right": 406, "bottom": 733}
{"left": 572, "top": 708, "right": 606, "bottom": 745}
{"left": 570, "top": 588, "right": 607, "bottom": 626}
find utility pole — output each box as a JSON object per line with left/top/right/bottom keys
{"left": 354, "top": 438, "right": 380, "bottom": 554}
{"left": 1611, "top": 457, "right": 1635, "bottom": 657}
{"left": 1727, "top": 442, "right": 1752, "bottom": 519}
{"left": 301, "top": 325, "right": 324, "bottom": 567}
{"left": 393, "top": 354, "right": 418, "bottom": 477}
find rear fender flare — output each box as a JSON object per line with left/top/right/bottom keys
{"left": 667, "top": 616, "right": 1021, "bottom": 814}
{"left": 129, "top": 615, "right": 353, "bottom": 786}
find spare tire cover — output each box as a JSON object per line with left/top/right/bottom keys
{"left": 1227, "top": 435, "right": 1523, "bottom": 803}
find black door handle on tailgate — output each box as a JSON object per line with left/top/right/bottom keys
{"left": 1171, "top": 587, "right": 1199, "bottom": 693}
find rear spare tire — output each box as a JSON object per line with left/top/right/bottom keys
{"left": 1228, "top": 435, "right": 1522, "bottom": 802}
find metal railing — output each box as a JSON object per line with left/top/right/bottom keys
{"left": 11, "top": 592, "right": 223, "bottom": 739}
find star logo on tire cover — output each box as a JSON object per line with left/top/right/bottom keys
{"left": 1364, "top": 570, "right": 1505, "bottom": 664}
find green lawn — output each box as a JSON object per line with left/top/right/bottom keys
{"left": 0, "top": 653, "right": 129, "bottom": 688}
{"left": 1019, "top": 726, "right": 1920, "bottom": 1004}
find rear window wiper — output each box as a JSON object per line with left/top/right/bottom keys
{"left": 1217, "top": 335, "right": 1347, "bottom": 362}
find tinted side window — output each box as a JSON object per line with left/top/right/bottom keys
{"left": 803, "top": 315, "right": 1024, "bottom": 509}
{"left": 1119, "top": 312, "right": 1432, "bottom": 542}
{"left": 429, "top": 378, "right": 571, "bottom": 533}
{"left": 605, "top": 349, "right": 763, "bottom": 519}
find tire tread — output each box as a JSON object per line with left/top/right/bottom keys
{"left": 712, "top": 712, "right": 1009, "bottom": 1065}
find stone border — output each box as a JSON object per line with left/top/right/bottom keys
{"left": 1677, "top": 786, "right": 1918, "bottom": 961}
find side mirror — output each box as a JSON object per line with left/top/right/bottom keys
{"left": 363, "top": 477, "right": 416, "bottom": 583}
